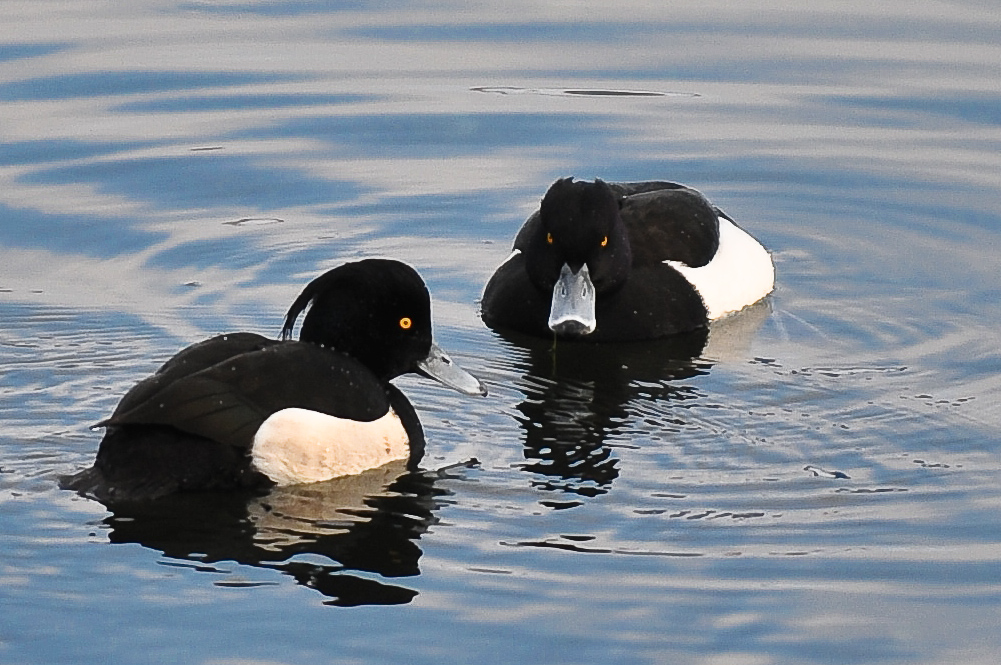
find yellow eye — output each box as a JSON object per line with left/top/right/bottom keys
{"left": 546, "top": 232, "right": 554, "bottom": 245}
{"left": 399, "top": 317, "right": 412, "bottom": 330}
{"left": 600, "top": 236, "right": 608, "bottom": 247}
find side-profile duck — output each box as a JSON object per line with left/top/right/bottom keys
{"left": 61, "top": 258, "right": 486, "bottom": 502}
{"left": 481, "top": 178, "right": 775, "bottom": 341}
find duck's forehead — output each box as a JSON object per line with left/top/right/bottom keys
{"left": 368, "top": 272, "right": 428, "bottom": 305}
{"left": 544, "top": 201, "right": 612, "bottom": 242}
{"left": 357, "top": 260, "right": 430, "bottom": 303}
{"left": 380, "top": 289, "right": 429, "bottom": 320}
{"left": 544, "top": 188, "right": 614, "bottom": 225}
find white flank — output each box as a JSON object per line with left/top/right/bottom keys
{"left": 251, "top": 408, "right": 409, "bottom": 486}
{"left": 666, "top": 216, "right": 775, "bottom": 320}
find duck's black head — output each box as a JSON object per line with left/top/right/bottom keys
{"left": 524, "top": 178, "right": 633, "bottom": 335}
{"left": 282, "top": 259, "right": 485, "bottom": 395}
{"left": 281, "top": 259, "right": 432, "bottom": 381}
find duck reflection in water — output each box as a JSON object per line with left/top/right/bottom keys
{"left": 97, "top": 459, "right": 471, "bottom": 607}
{"left": 494, "top": 302, "right": 770, "bottom": 503}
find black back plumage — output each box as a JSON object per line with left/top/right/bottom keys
{"left": 100, "top": 336, "right": 392, "bottom": 449}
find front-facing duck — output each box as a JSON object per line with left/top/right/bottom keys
{"left": 61, "top": 259, "right": 486, "bottom": 502}
{"left": 481, "top": 178, "right": 775, "bottom": 341}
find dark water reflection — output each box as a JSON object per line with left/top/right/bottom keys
{"left": 99, "top": 460, "right": 466, "bottom": 607}
{"left": 497, "top": 329, "right": 709, "bottom": 498}
{"left": 494, "top": 303, "right": 771, "bottom": 500}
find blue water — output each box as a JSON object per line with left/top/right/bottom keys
{"left": 3, "top": 2, "right": 1001, "bottom": 664}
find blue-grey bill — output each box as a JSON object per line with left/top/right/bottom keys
{"left": 417, "top": 342, "right": 488, "bottom": 396}
{"left": 548, "top": 263, "right": 597, "bottom": 336}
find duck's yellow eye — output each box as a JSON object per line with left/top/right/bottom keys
{"left": 399, "top": 317, "right": 412, "bottom": 330}
{"left": 546, "top": 232, "right": 554, "bottom": 245}
{"left": 600, "top": 236, "right": 608, "bottom": 247}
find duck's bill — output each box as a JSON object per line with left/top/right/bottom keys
{"left": 548, "top": 263, "right": 597, "bottom": 336}
{"left": 417, "top": 342, "right": 488, "bottom": 396}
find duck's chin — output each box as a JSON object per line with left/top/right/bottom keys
{"left": 251, "top": 407, "right": 409, "bottom": 486}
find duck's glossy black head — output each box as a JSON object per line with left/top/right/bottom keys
{"left": 524, "top": 178, "right": 631, "bottom": 286}
{"left": 523, "top": 178, "right": 633, "bottom": 335}
{"left": 281, "top": 259, "right": 485, "bottom": 396}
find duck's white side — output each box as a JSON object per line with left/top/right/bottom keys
{"left": 251, "top": 407, "right": 409, "bottom": 485}
{"left": 666, "top": 216, "right": 775, "bottom": 320}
